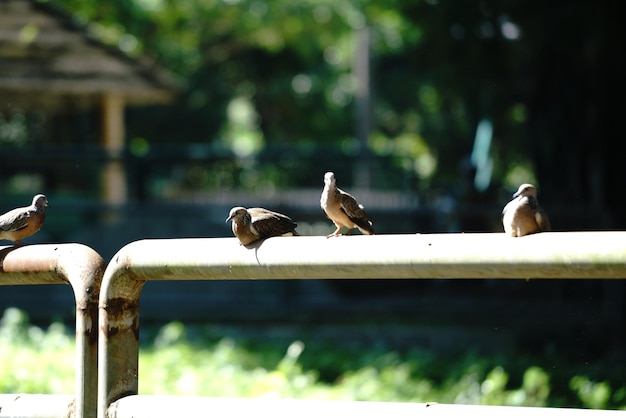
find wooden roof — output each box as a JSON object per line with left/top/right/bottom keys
{"left": 0, "top": 0, "right": 178, "bottom": 109}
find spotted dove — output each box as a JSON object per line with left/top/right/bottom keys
{"left": 502, "top": 183, "right": 550, "bottom": 237}
{"left": 320, "top": 171, "right": 374, "bottom": 237}
{"left": 226, "top": 206, "right": 298, "bottom": 246}
{"left": 0, "top": 194, "right": 49, "bottom": 245}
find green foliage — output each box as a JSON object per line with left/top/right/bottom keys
{"left": 570, "top": 376, "right": 612, "bottom": 410}
{"left": 6, "top": 0, "right": 621, "bottom": 213}
{"left": 0, "top": 308, "right": 74, "bottom": 394}
{"left": 141, "top": 326, "right": 325, "bottom": 398}
{"left": 47, "top": 0, "right": 520, "bottom": 183}
{"left": 1, "top": 309, "right": 625, "bottom": 410}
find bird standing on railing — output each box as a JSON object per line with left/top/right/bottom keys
{"left": 226, "top": 206, "right": 299, "bottom": 246}
{"left": 502, "top": 183, "right": 550, "bottom": 237}
{"left": 320, "top": 171, "right": 374, "bottom": 237}
{"left": 0, "top": 194, "right": 49, "bottom": 245}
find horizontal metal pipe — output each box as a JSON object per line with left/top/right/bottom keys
{"left": 0, "top": 394, "right": 75, "bottom": 418}
{"left": 107, "top": 395, "right": 624, "bottom": 418}
{"left": 1, "top": 244, "right": 106, "bottom": 418}
{"left": 108, "top": 232, "right": 626, "bottom": 281}
{"left": 99, "top": 231, "right": 626, "bottom": 418}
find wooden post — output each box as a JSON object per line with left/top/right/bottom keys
{"left": 353, "top": 27, "right": 371, "bottom": 188}
{"left": 101, "top": 93, "right": 127, "bottom": 211}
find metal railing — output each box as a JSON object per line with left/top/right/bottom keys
{"left": 104, "top": 396, "right": 626, "bottom": 418}
{"left": 98, "top": 232, "right": 626, "bottom": 418}
{"left": 0, "top": 244, "right": 105, "bottom": 418}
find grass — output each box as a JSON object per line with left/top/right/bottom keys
{"left": 1, "top": 308, "right": 624, "bottom": 409}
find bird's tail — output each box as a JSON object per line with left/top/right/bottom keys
{"left": 357, "top": 221, "right": 375, "bottom": 235}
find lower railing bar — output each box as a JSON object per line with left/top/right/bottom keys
{"left": 98, "top": 232, "right": 626, "bottom": 418}
{"left": 1, "top": 244, "right": 106, "bottom": 418}
{"left": 0, "top": 394, "right": 75, "bottom": 418}
{"left": 106, "top": 396, "right": 624, "bottom": 418}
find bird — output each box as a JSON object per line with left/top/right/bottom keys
{"left": 320, "top": 171, "right": 374, "bottom": 237}
{"left": 226, "top": 206, "right": 299, "bottom": 246}
{"left": 0, "top": 194, "right": 49, "bottom": 245}
{"left": 502, "top": 183, "right": 550, "bottom": 237}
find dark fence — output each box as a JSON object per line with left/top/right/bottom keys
{"left": 0, "top": 144, "right": 620, "bottom": 338}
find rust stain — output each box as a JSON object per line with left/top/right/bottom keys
{"left": 67, "top": 398, "right": 76, "bottom": 418}
{"left": 103, "top": 297, "right": 138, "bottom": 315}
{"left": 85, "top": 302, "right": 99, "bottom": 346}
{"left": 100, "top": 297, "right": 140, "bottom": 341}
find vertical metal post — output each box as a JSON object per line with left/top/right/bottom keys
{"left": 0, "top": 244, "right": 105, "bottom": 418}
{"left": 97, "top": 249, "right": 145, "bottom": 418}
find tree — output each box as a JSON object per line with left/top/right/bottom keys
{"left": 49, "top": 0, "right": 626, "bottom": 227}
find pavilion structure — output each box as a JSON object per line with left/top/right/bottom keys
{"left": 0, "top": 0, "right": 178, "bottom": 207}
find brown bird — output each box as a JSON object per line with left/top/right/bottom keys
{"left": 226, "top": 206, "right": 299, "bottom": 246}
{"left": 502, "top": 183, "right": 550, "bottom": 237}
{"left": 320, "top": 171, "right": 374, "bottom": 237}
{"left": 0, "top": 194, "right": 49, "bottom": 245}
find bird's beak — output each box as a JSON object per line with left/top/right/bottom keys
{"left": 512, "top": 191, "right": 520, "bottom": 198}
{"left": 226, "top": 216, "right": 232, "bottom": 223}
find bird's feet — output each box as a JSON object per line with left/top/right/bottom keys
{"left": 326, "top": 231, "right": 351, "bottom": 238}
{"left": 326, "top": 230, "right": 343, "bottom": 238}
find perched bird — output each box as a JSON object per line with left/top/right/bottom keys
{"left": 226, "top": 206, "right": 298, "bottom": 246}
{"left": 320, "top": 171, "right": 375, "bottom": 237}
{"left": 502, "top": 183, "right": 550, "bottom": 237}
{"left": 0, "top": 194, "right": 49, "bottom": 245}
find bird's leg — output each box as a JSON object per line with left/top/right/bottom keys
{"left": 326, "top": 224, "right": 343, "bottom": 238}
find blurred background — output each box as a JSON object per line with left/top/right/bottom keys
{"left": 1, "top": 0, "right": 626, "bottom": 404}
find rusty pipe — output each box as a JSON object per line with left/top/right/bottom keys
{"left": 1, "top": 243, "right": 106, "bottom": 418}
{"left": 98, "top": 232, "right": 626, "bottom": 417}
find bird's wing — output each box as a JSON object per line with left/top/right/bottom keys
{"left": 249, "top": 208, "right": 297, "bottom": 238}
{"left": 0, "top": 209, "right": 30, "bottom": 232}
{"left": 535, "top": 207, "right": 551, "bottom": 231}
{"left": 338, "top": 190, "right": 373, "bottom": 230}
{"left": 338, "top": 191, "right": 364, "bottom": 218}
